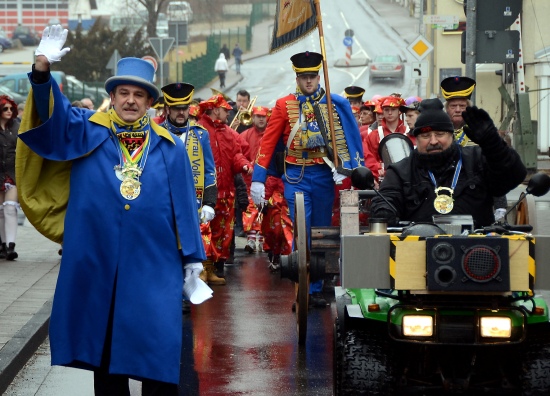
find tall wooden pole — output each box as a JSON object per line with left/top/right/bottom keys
{"left": 314, "top": 0, "right": 339, "bottom": 168}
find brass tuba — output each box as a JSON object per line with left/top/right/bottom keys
{"left": 230, "top": 96, "right": 257, "bottom": 129}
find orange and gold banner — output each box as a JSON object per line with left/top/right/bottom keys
{"left": 270, "top": 0, "right": 318, "bottom": 54}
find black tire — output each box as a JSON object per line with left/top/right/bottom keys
{"left": 338, "top": 323, "right": 396, "bottom": 395}
{"left": 0, "top": 44, "right": 4, "bottom": 53}
{"left": 521, "top": 322, "right": 550, "bottom": 395}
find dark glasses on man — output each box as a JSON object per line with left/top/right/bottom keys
{"left": 2, "top": 107, "right": 13, "bottom": 112}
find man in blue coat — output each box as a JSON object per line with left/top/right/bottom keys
{"left": 16, "top": 25, "right": 205, "bottom": 395}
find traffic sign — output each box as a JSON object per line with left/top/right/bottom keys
{"left": 106, "top": 49, "right": 121, "bottom": 73}
{"left": 343, "top": 36, "right": 353, "bottom": 47}
{"left": 344, "top": 29, "right": 354, "bottom": 38}
{"left": 407, "top": 35, "right": 434, "bottom": 61}
{"left": 141, "top": 55, "right": 158, "bottom": 71}
{"left": 423, "top": 15, "right": 459, "bottom": 29}
{"left": 148, "top": 37, "right": 175, "bottom": 60}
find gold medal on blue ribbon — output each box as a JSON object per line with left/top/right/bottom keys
{"left": 434, "top": 187, "right": 454, "bottom": 214}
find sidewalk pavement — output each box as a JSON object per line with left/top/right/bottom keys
{"left": 0, "top": 219, "right": 60, "bottom": 394}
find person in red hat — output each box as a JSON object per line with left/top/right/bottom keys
{"left": 197, "top": 94, "right": 252, "bottom": 278}
{"left": 365, "top": 95, "right": 414, "bottom": 183}
{"left": 359, "top": 100, "right": 376, "bottom": 129}
{"left": 239, "top": 105, "right": 269, "bottom": 253}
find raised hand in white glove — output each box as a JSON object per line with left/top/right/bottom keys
{"left": 332, "top": 168, "right": 347, "bottom": 184}
{"left": 251, "top": 181, "right": 266, "bottom": 205}
{"left": 35, "top": 25, "right": 70, "bottom": 63}
{"left": 200, "top": 205, "right": 215, "bottom": 223}
{"left": 184, "top": 262, "right": 204, "bottom": 282}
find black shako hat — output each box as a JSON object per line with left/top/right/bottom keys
{"left": 440, "top": 76, "right": 476, "bottom": 100}
{"left": 161, "top": 83, "right": 195, "bottom": 107}
{"left": 412, "top": 98, "right": 455, "bottom": 137}
{"left": 344, "top": 86, "right": 365, "bottom": 99}
{"left": 290, "top": 51, "right": 323, "bottom": 76}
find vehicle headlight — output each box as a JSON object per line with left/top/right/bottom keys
{"left": 480, "top": 317, "right": 511, "bottom": 338}
{"left": 403, "top": 315, "right": 433, "bottom": 337}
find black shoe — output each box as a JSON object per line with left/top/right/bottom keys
{"left": 214, "top": 261, "right": 226, "bottom": 278}
{"left": 237, "top": 230, "right": 246, "bottom": 238}
{"left": 0, "top": 243, "right": 6, "bottom": 259}
{"left": 6, "top": 242, "right": 17, "bottom": 261}
{"left": 309, "top": 292, "right": 328, "bottom": 308}
{"left": 182, "top": 300, "right": 191, "bottom": 314}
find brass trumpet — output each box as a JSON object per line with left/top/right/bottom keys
{"left": 230, "top": 96, "right": 257, "bottom": 129}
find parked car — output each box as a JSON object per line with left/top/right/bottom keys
{"left": 66, "top": 75, "right": 108, "bottom": 106}
{"left": 0, "top": 86, "right": 26, "bottom": 104}
{"left": 0, "top": 71, "right": 68, "bottom": 98}
{"left": 369, "top": 54, "right": 406, "bottom": 83}
{"left": 0, "top": 31, "right": 13, "bottom": 52}
{"left": 11, "top": 25, "right": 40, "bottom": 46}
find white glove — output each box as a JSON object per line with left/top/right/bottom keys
{"left": 494, "top": 208, "right": 507, "bottom": 222}
{"left": 200, "top": 205, "right": 215, "bottom": 223}
{"left": 35, "top": 25, "right": 70, "bottom": 63}
{"left": 184, "top": 262, "right": 204, "bottom": 282}
{"left": 251, "top": 181, "right": 266, "bottom": 205}
{"left": 332, "top": 168, "right": 347, "bottom": 184}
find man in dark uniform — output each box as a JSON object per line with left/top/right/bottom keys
{"left": 344, "top": 86, "right": 365, "bottom": 107}
{"left": 441, "top": 76, "right": 475, "bottom": 145}
{"left": 441, "top": 76, "right": 508, "bottom": 221}
{"left": 370, "top": 99, "right": 526, "bottom": 228}
{"left": 159, "top": 82, "right": 223, "bottom": 285}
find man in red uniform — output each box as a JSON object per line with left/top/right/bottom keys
{"left": 239, "top": 106, "right": 269, "bottom": 253}
{"left": 365, "top": 96, "right": 414, "bottom": 183}
{"left": 197, "top": 94, "right": 252, "bottom": 279}
{"left": 251, "top": 51, "right": 364, "bottom": 307}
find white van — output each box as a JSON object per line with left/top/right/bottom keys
{"left": 166, "top": 1, "right": 193, "bottom": 23}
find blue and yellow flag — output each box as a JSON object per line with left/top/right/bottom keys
{"left": 270, "top": 0, "right": 318, "bottom": 53}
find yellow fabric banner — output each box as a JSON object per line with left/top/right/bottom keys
{"left": 270, "top": 0, "right": 318, "bottom": 54}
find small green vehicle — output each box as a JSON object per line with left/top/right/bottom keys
{"left": 282, "top": 171, "right": 550, "bottom": 395}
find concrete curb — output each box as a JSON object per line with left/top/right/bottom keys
{"left": 0, "top": 298, "right": 52, "bottom": 394}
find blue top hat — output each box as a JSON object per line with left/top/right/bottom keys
{"left": 104, "top": 57, "right": 160, "bottom": 101}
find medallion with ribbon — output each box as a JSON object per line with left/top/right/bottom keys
{"left": 428, "top": 151, "right": 462, "bottom": 215}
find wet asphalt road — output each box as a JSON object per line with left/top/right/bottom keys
{"left": 182, "top": 251, "right": 334, "bottom": 396}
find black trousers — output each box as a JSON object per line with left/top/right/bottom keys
{"left": 94, "top": 288, "right": 178, "bottom": 396}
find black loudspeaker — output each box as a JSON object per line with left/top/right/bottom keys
{"left": 426, "top": 237, "right": 510, "bottom": 292}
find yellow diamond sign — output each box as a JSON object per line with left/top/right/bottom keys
{"left": 407, "top": 35, "right": 434, "bottom": 61}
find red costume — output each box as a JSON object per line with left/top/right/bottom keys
{"left": 198, "top": 108, "right": 250, "bottom": 261}
{"left": 239, "top": 121, "right": 266, "bottom": 235}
